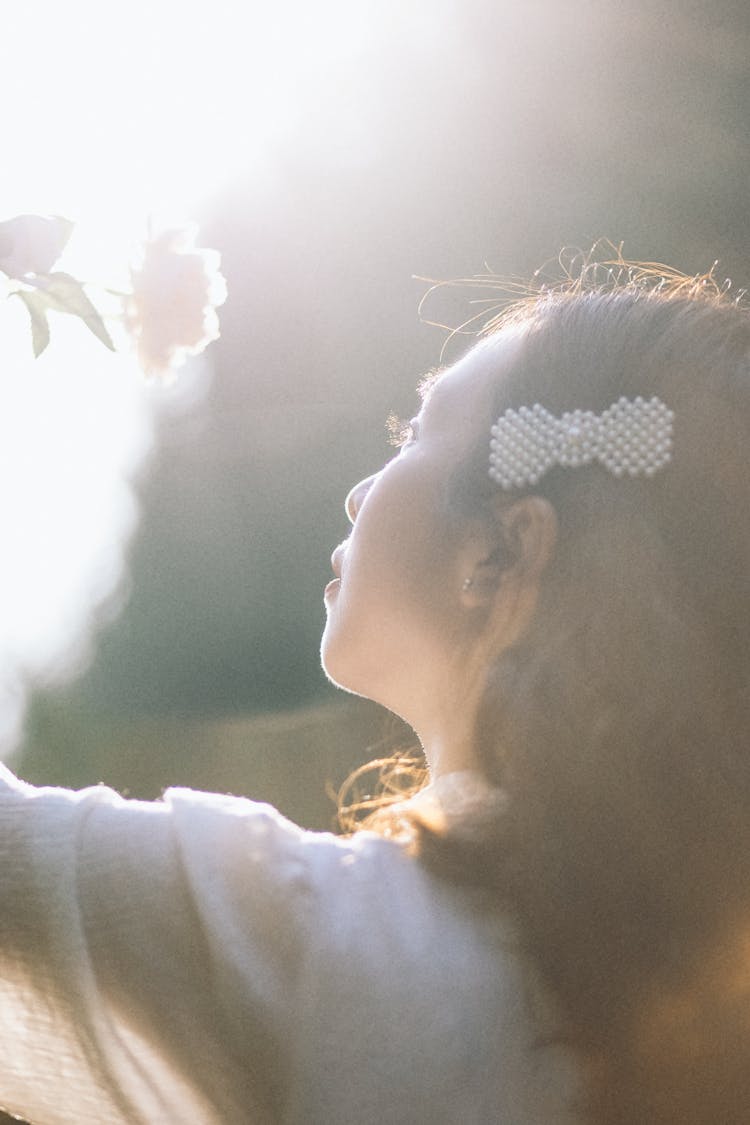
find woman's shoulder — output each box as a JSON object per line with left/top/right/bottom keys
{"left": 158, "top": 773, "right": 514, "bottom": 968}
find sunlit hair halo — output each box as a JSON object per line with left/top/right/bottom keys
{"left": 416, "top": 239, "right": 747, "bottom": 357}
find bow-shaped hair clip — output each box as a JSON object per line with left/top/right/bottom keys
{"left": 488, "top": 396, "right": 674, "bottom": 490}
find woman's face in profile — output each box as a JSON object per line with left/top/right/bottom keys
{"left": 320, "top": 333, "right": 519, "bottom": 723}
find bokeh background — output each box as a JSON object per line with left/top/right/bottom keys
{"left": 2, "top": 0, "right": 749, "bottom": 830}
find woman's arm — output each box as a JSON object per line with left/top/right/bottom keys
{"left": 0, "top": 764, "right": 310, "bottom": 1124}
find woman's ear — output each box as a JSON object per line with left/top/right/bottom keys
{"left": 458, "top": 495, "right": 558, "bottom": 611}
{"left": 500, "top": 494, "right": 558, "bottom": 581}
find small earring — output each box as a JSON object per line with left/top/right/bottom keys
{"left": 461, "top": 577, "right": 474, "bottom": 592}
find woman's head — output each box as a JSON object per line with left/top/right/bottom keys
{"left": 325, "top": 269, "right": 750, "bottom": 798}
{"left": 330, "top": 267, "right": 746, "bottom": 751}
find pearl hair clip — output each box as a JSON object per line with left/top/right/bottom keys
{"left": 488, "top": 396, "right": 674, "bottom": 490}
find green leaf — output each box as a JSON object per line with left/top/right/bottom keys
{"left": 14, "top": 290, "right": 51, "bottom": 357}
{"left": 33, "top": 272, "right": 115, "bottom": 352}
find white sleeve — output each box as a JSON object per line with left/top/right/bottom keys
{"left": 0, "top": 762, "right": 313, "bottom": 1125}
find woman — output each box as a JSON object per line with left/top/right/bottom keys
{"left": 0, "top": 260, "right": 748, "bottom": 1123}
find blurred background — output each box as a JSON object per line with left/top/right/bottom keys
{"left": 0, "top": 0, "right": 748, "bottom": 830}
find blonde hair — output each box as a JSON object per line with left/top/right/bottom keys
{"left": 353, "top": 251, "right": 750, "bottom": 1123}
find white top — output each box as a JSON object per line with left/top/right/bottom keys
{"left": 0, "top": 763, "right": 580, "bottom": 1124}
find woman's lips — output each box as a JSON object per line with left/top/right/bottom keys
{"left": 325, "top": 542, "right": 347, "bottom": 601}
{"left": 324, "top": 577, "right": 341, "bottom": 600}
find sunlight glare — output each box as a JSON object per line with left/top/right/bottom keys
{"left": 0, "top": 299, "right": 155, "bottom": 753}
{"left": 0, "top": 0, "right": 447, "bottom": 755}
{"left": 0, "top": 0, "right": 376, "bottom": 247}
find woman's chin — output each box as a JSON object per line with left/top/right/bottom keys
{"left": 319, "top": 626, "right": 346, "bottom": 689}
{"left": 320, "top": 649, "right": 358, "bottom": 696}
{"left": 320, "top": 630, "right": 372, "bottom": 699}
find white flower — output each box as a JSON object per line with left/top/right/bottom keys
{"left": 0, "top": 215, "right": 73, "bottom": 280}
{"left": 125, "top": 225, "right": 227, "bottom": 378}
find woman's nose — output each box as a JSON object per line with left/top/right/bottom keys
{"left": 345, "top": 473, "right": 376, "bottom": 524}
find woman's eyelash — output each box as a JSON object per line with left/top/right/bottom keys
{"left": 386, "top": 414, "right": 419, "bottom": 447}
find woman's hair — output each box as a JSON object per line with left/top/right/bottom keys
{"left": 348, "top": 252, "right": 750, "bottom": 1123}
